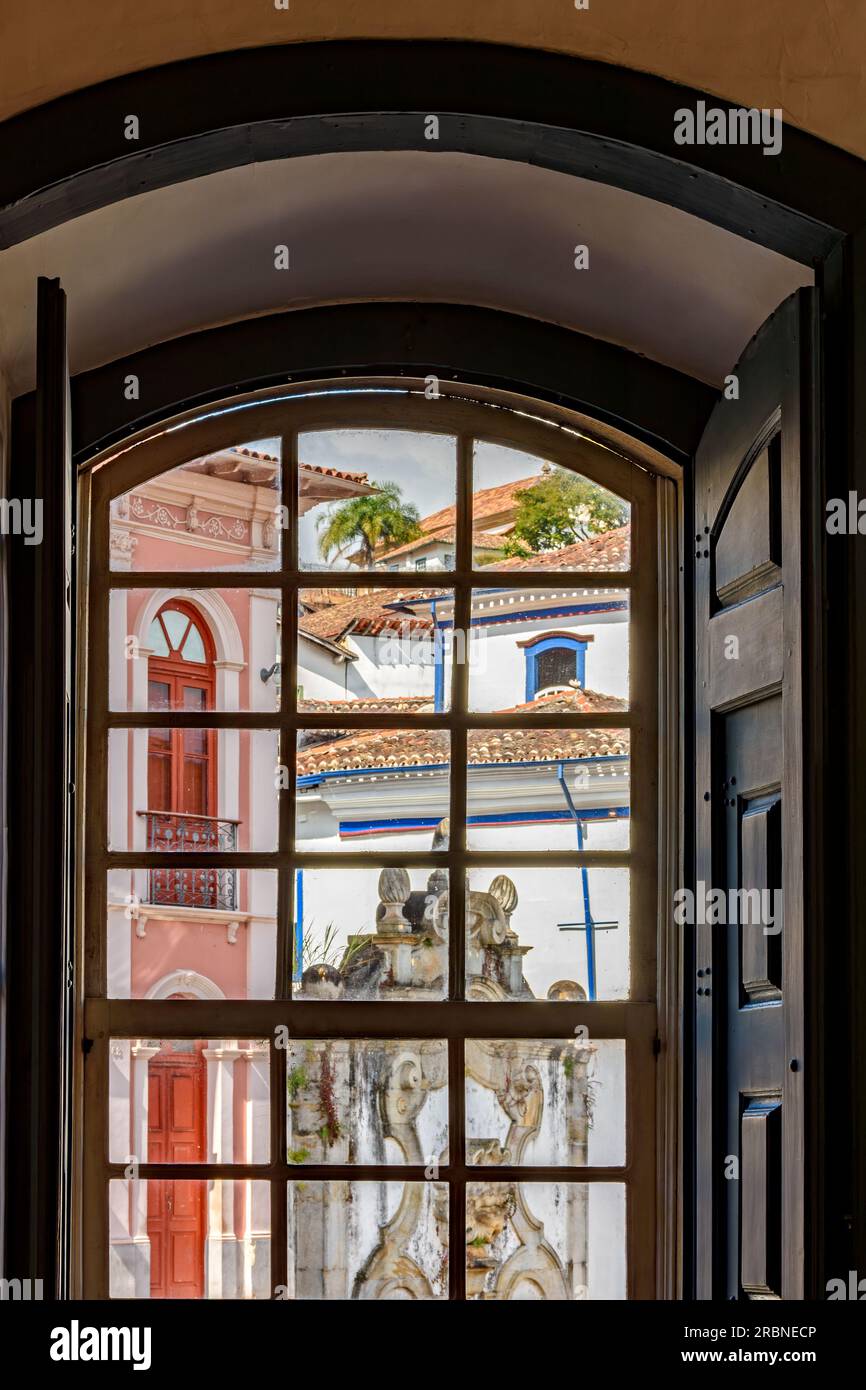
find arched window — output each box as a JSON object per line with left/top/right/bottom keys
{"left": 145, "top": 601, "right": 220, "bottom": 870}
{"left": 147, "top": 600, "right": 216, "bottom": 816}
{"left": 519, "top": 632, "right": 591, "bottom": 701}
{"left": 85, "top": 386, "right": 664, "bottom": 1302}
{"left": 146, "top": 599, "right": 216, "bottom": 716}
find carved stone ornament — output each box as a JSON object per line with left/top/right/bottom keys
{"left": 466, "top": 891, "right": 508, "bottom": 947}
{"left": 377, "top": 867, "right": 412, "bottom": 933}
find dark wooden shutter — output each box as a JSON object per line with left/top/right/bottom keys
{"left": 6, "top": 276, "right": 75, "bottom": 1293}
{"left": 694, "top": 289, "right": 819, "bottom": 1299}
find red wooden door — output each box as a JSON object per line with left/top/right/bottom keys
{"left": 147, "top": 1041, "right": 207, "bottom": 1298}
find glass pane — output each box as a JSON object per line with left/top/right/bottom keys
{"left": 466, "top": 1039, "right": 625, "bottom": 1167}
{"left": 107, "top": 868, "right": 278, "bottom": 999}
{"left": 466, "top": 727, "right": 630, "bottom": 851}
{"left": 109, "top": 1180, "right": 270, "bottom": 1298}
{"left": 109, "top": 1039, "right": 270, "bottom": 1165}
{"left": 299, "top": 429, "right": 456, "bottom": 573}
{"left": 182, "top": 625, "right": 206, "bottom": 663}
{"left": 110, "top": 589, "right": 280, "bottom": 712}
{"left": 110, "top": 437, "right": 282, "bottom": 572}
{"left": 298, "top": 587, "right": 452, "bottom": 712}
{"left": 296, "top": 729, "right": 450, "bottom": 851}
{"left": 472, "top": 440, "right": 630, "bottom": 572}
{"left": 147, "top": 619, "right": 170, "bottom": 656}
{"left": 294, "top": 866, "right": 448, "bottom": 1000}
{"left": 108, "top": 727, "right": 279, "bottom": 852}
{"left": 286, "top": 1040, "right": 448, "bottom": 1165}
{"left": 466, "top": 866, "right": 630, "bottom": 1001}
{"left": 288, "top": 1181, "right": 448, "bottom": 1299}
{"left": 469, "top": 588, "right": 629, "bottom": 712}
{"left": 162, "top": 609, "right": 189, "bottom": 647}
{"left": 466, "top": 1182, "right": 626, "bottom": 1300}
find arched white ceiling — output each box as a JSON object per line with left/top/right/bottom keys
{"left": 0, "top": 149, "right": 812, "bottom": 395}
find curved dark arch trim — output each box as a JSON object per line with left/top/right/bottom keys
{"left": 46, "top": 303, "right": 716, "bottom": 466}
{"left": 0, "top": 40, "right": 861, "bottom": 258}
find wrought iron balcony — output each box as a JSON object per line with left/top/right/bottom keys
{"left": 138, "top": 811, "right": 239, "bottom": 911}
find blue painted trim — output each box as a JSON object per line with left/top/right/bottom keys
{"left": 336, "top": 805, "right": 630, "bottom": 837}
{"left": 431, "top": 597, "right": 446, "bottom": 713}
{"left": 293, "top": 869, "right": 304, "bottom": 982}
{"left": 524, "top": 634, "right": 588, "bottom": 701}
{"left": 298, "top": 752, "right": 627, "bottom": 789}
{"left": 397, "top": 599, "right": 627, "bottom": 629}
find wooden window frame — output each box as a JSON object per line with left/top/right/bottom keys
{"left": 76, "top": 385, "right": 676, "bottom": 1300}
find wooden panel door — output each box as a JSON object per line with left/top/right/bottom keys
{"left": 694, "top": 289, "right": 819, "bottom": 1299}
{"left": 147, "top": 1043, "right": 206, "bottom": 1298}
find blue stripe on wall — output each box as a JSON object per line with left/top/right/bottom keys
{"left": 336, "top": 806, "right": 631, "bottom": 838}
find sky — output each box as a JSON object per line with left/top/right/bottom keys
{"left": 294, "top": 430, "right": 548, "bottom": 567}
{"left": 248, "top": 427, "right": 611, "bottom": 568}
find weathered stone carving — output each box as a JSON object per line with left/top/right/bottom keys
{"left": 376, "top": 867, "right": 412, "bottom": 933}
{"left": 288, "top": 817, "right": 597, "bottom": 1298}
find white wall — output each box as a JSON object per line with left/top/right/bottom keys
{"left": 469, "top": 607, "right": 628, "bottom": 711}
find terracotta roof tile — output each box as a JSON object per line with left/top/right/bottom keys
{"left": 497, "top": 523, "right": 631, "bottom": 571}
{"left": 298, "top": 695, "right": 434, "bottom": 713}
{"left": 182, "top": 447, "right": 373, "bottom": 490}
{"left": 372, "top": 477, "right": 539, "bottom": 562}
{"left": 504, "top": 686, "right": 628, "bottom": 715}
{"left": 297, "top": 690, "right": 629, "bottom": 778}
{"left": 299, "top": 589, "right": 439, "bottom": 641}
{"left": 380, "top": 525, "right": 508, "bottom": 562}
{"left": 300, "top": 460, "right": 372, "bottom": 487}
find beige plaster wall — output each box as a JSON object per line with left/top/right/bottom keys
{"left": 0, "top": 2, "right": 863, "bottom": 159}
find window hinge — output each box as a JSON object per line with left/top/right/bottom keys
{"left": 652, "top": 1033, "right": 662, "bottom": 1058}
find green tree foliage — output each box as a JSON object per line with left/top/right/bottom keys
{"left": 317, "top": 481, "right": 422, "bottom": 566}
{"left": 502, "top": 470, "right": 628, "bottom": 558}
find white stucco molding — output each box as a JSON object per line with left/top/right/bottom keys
{"left": 147, "top": 970, "right": 226, "bottom": 1001}
{"left": 133, "top": 587, "right": 245, "bottom": 667}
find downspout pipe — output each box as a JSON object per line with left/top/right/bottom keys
{"left": 430, "top": 597, "right": 446, "bottom": 713}
{"left": 294, "top": 869, "right": 304, "bottom": 981}
{"left": 557, "top": 760, "right": 597, "bottom": 1000}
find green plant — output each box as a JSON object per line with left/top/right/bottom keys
{"left": 288, "top": 1066, "right": 308, "bottom": 1100}
{"left": 318, "top": 1123, "right": 341, "bottom": 1148}
{"left": 292, "top": 919, "right": 369, "bottom": 977}
{"left": 287, "top": 1148, "right": 311, "bottom": 1164}
{"left": 501, "top": 470, "right": 628, "bottom": 558}
{"left": 562, "top": 1053, "right": 575, "bottom": 1079}
{"left": 469, "top": 1235, "right": 489, "bottom": 1248}
{"left": 317, "top": 481, "right": 422, "bottom": 566}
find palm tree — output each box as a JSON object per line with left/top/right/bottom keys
{"left": 316, "top": 481, "right": 422, "bottom": 565}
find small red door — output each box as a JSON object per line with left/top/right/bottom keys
{"left": 147, "top": 1040, "right": 207, "bottom": 1298}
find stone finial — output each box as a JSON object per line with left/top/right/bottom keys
{"left": 547, "top": 980, "right": 587, "bottom": 1001}
{"left": 488, "top": 874, "right": 518, "bottom": 927}
{"left": 377, "top": 867, "right": 412, "bottom": 934}
{"left": 431, "top": 817, "right": 450, "bottom": 851}
{"left": 426, "top": 865, "right": 448, "bottom": 898}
